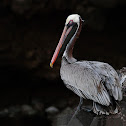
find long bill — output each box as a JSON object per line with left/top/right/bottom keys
{"left": 50, "top": 25, "right": 73, "bottom": 68}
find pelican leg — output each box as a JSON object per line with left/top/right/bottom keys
{"left": 74, "top": 97, "right": 83, "bottom": 114}
{"left": 68, "top": 97, "right": 83, "bottom": 125}
{"left": 81, "top": 105, "right": 93, "bottom": 112}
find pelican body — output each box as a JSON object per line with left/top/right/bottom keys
{"left": 50, "top": 14, "right": 122, "bottom": 115}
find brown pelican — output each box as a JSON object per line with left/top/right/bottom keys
{"left": 50, "top": 14, "right": 123, "bottom": 115}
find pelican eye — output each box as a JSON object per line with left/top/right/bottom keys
{"left": 69, "top": 20, "right": 73, "bottom": 24}
{"left": 67, "top": 20, "right": 74, "bottom": 27}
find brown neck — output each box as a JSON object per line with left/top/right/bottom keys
{"left": 63, "top": 18, "right": 82, "bottom": 63}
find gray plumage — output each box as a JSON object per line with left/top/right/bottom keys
{"left": 60, "top": 58, "right": 122, "bottom": 115}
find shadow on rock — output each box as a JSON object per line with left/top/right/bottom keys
{"left": 53, "top": 97, "right": 126, "bottom": 126}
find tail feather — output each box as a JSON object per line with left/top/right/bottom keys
{"left": 117, "top": 67, "right": 126, "bottom": 96}
{"left": 117, "top": 67, "right": 126, "bottom": 87}
{"left": 93, "top": 101, "right": 119, "bottom": 115}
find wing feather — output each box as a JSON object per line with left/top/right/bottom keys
{"left": 65, "top": 83, "right": 85, "bottom": 98}
{"left": 87, "top": 61, "right": 122, "bottom": 101}
{"left": 60, "top": 59, "right": 122, "bottom": 106}
{"left": 60, "top": 61, "right": 111, "bottom": 106}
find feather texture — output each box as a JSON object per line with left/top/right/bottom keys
{"left": 60, "top": 59, "right": 122, "bottom": 107}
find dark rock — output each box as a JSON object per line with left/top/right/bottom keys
{"left": 55, "top": 99, "right": 67, "bottom": 109}
{"left": 45, "top": 106, "right": 59, "bottom": 115}
{"left": 21, "top": 104, "right": 37, "bottom": 115}
{"left": 8, "top": 106, "right": 21, "bottom": 117}
{"left": 0, "top": 109, "right": 8, "bottom": 117}
{"left": 32, "top": 99, "right": 44, "bottom": 112}
{"left": 120, "top": 0, "right": 126, "bottom": 5}
{"left": 52, "top": 107, "right": 73, "bottom": 126}
{"left": 11, "top": 0, "right": 32, "bottom": 14}
{"left": 88, "top": 0, "right": 118, "bottom": 8}
{"left": 84, "top": 8, "right": 107, "bottom": 31}
{"left": 53, "top": 100, "right": 126, "bottom": 126}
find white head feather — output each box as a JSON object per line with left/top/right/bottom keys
{"left": 65, "top": 14, "right": 80, "bottom": 25}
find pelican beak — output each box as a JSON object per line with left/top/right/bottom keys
{"left": 50, "top": 25, "right": 73, "bottom": 68}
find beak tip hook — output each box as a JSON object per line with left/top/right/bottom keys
{"left": 50, "top": 62, "right": 53, "bottom": 68}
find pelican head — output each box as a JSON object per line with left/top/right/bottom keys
{"left": 65, "top": 14, "right": 81, "bottom": 26}
{"left": 50, "top": 14, "right": 83, "bottom": 68}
